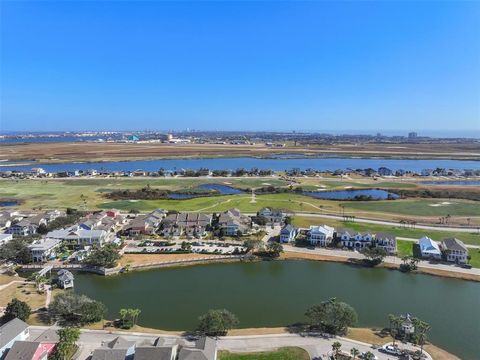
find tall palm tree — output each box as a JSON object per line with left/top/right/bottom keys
{"left": 350, "top": 347, "right": 360, "bottom": 359}
{"left": 388, "top": 314, "right": 399, "bottom": 346}
{"left": 119, "top": 308, "right": 128, "bottom": 321}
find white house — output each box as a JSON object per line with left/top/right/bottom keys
{"left": 337, "top": 230, "right": 373, "bottom": 249}
{"left": 29, "top": 238, "right": 62, "bottom": 262}
{"left": 375, "top": 233, "right": 397, "bottom": 255}
{"left": 57, "top": 269, "right": 74, "bottom": 289}
{"left": 308, "top": 225, "right": 334, "bottom": 247}
{"left": 441, "top": 238, "right": 469, "bottom": 264}
{"left": 47, "top": 227, "right": 109, "bottom": 248}
{"left": 418, "top": 236, "right": 442, "bottom": 260}
{"left": 279, "top": 224, "right": 297, "bottom": 243}
{"left": 0, "top": 318, "right": 30, "bottom": 359}
{"left": 258, "top": 208, "right": 285, "bottom": 224}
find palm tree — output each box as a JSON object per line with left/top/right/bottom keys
{"left": 388, "top": 314, "right": 399, "bottom": 346}
{"left": 350, "top": 347, "right": 360, "bottom": 359}
{"left": 132, "top": 308, "right": 141, "bottom": 326}
{"left": 363, "top": 351, "right": 376, "bottom": 360}
{"left": 119, "top": 308, "right": 128, "bottom": 321}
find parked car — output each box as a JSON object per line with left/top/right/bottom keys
{"left": 380, "top": 345, "right": 403, "bottom": 356}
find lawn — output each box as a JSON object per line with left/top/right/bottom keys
{"left": 396, "top": 240, "right": 414, "bottom": 257}
{"left": 0, "top": 282, "right": 61, "bottom": 310}
{"left": 218, "top": 347, "right": 310, "bottom": 360}
{"left": 344, "top": 199, "right": 480, "bottom": 217}
{"left": 468, "top": 248, "right": 480, "bottom": 268}
{"left": 291, "top": 216, "right": 480, "bottom": 246}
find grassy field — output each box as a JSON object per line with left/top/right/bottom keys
{"left": 468, "top": 249, "right": 480, "bottom": 268}
{"left": 1, "top": 178, "right": 478, "bottom": 225}
{"left": 218, "top": 347, "right": 310, "bottom": 360}
{"left": 396, "top": 240, "right": 414, "bottom": 257}
{"left": 0, "top": 282, "right": 61, "bottom": 310}
{"left": 291, "top": 216, "right": 480, "bottom": 246}
{"left": 344, "top": 199, "right": 480, "bottom": 217}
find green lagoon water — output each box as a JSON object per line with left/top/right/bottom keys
{"left": 74, "top": 260, "right": 480, "bottom": 359}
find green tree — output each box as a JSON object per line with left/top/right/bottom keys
{"left": 412, "top": 318, "right": 431, "bottom": 354}
{"left": 196, "top": 309, "right": 239, "bottom": 337}
{"left": 305, "top": 298, "right": 358, "bottom": 335}
{"left": 181, "top": 241, "right": 192, "bottom": 252}
{"left": 0, "top": 238, "right": 32, "bottom": 264}
{"left": 362, "top": 351, "right": 376, "bottom": 360}
{"left": 360, "top": 247, "right": 387, "bottom": 266}
{"left": 350, "top": 347, "right": 360, "bottom": 360}
{"left": 83, "top": 243, "right": 120, "bottom": 268}
{"left": 48, "top": 292, "right": 106, "bottom": 326}
{"left": 2, "top": 298, "right": 31, "bottom": 322}
{"left": 243, "top": 239, "right": 263, "bottom": 252}
{"left": 52, "top": 327, "right": 80, "bottom": 360}
{"left": 388, "top": 314, "right": 401, "bottom": 346}
{"left": 332, "top": 341, "right": 342, "bottom": 357}
{"left": 265, "top": 242, "right": 283, "bottom": 258}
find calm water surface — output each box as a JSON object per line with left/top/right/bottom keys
{"left": 1, "top": 157, "right": 479, "bottom": 173}
{"left": 303, "top": 189, "right": 398, "bottom": 200}
{"left": 74, "top": 261, "right": 480, "bottom": 359}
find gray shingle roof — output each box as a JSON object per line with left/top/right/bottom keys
{"left": 0, "top": 318, "right": 29, "bottom": 349}
{"left": 91, "top": 348, "right": 128, "bottom": 360}
{"left": 442, "top": 238, "right": 468, "bottom": 252}
{"left": 4, "top": 341, "right": 41, "bottom": 360}
{"left": 133, "top": 346, "right": 176, "bottom": 360}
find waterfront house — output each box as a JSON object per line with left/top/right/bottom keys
{"left": 441, "top": 238, "right": 469, "bottom": 264}
{"left": 29, "top": 238, "right": 61, "bottom": 262}
{"left": 162, "top": 213, "right": 212, "bottom": 238}
{"left": 217, "top": 209, "right": 251, "bottom": 236}
{"left": 57, "top": 269, "right": 74, "bottom": 289}
{"left": 178, "top": 337, "right": 217, "bottom": 360}
{"left": 47, "top": 227, "right": 109, "bottom": 248}
{"left": 0, "top": 318, "right": 30, "bottom": 359}
{"left": 258, "top": 208, "right": 285, "bottom": 224}
{"left": 375, "top": 233, "right": 397, "bottom": 254}
{"left": 0, "top": 233, "right": 13, "bottom": 245}
{"left": 134, "top": 338, "right": 178, "bottom": 360}
{"left": 92, "top": 336, "right": 136, "bottom": 360}
{"left": 308, "top": 225, "right": 334, "bottom": 247}
{"left": 4, "top": 341, "right": 52, "bottom": 360}
{"left": 336, "top": 229, "right": 373, "bottom": 249}
{"left": 279, "top": 224, "right": 297, "bottom": 243}
{"left": 418, "top": 236, "right": 442, "bottom": 260}
{"left": 8, "top": 219, "right": 40, "bottom": 236}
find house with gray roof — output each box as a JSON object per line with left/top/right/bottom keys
{"left": 218, "top": 209, "right": 251, "bottom": 236}
{"left": 374, "top": 233, "right": 397, "bottom": 254}
{"left": 441, "top": 238, "right": 469, "bottom": 264}
{"left": 133, "top": 338, "right": 178, "bottom": 360}
{"left": 28, "top": 238, "right": 61, "bottom": 262}
{"left": 279, "top": 224, "right": 297, "bottom": 243}
{"left": 47, "top": 227, "right": 109, "bottom": 248}
{"left": 0, "top": 318, "right": 29, "bottom": 359}
{"left": 57, "top": 269, "right": 74, "bottom": 289}
{"left": 178, "top": 337, "right": 217, "bottom": 360}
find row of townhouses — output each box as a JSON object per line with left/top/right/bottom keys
{"left": 279, "top": 224, "right": 397, "bottom": 254}
{"left": 0, "top": 318, "right": 217, "bottom": 360}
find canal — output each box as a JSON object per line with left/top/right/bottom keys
{"left": 74, "top": 261, "right": 480, "bottom": 359}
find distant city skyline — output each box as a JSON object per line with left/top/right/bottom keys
{"left": 1, "top": 1, "right": 479, "bottom": 133}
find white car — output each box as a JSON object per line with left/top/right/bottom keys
{"left": 380, "top": 345, "right": 403, "bottom": 356}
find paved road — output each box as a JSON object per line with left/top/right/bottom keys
{"left": 27, "top": 327, "right": 432, "bottom": 360}
{"left": 283, "top": 245, "right": 480, "bottom": 277}
{"left": 292, "top": 212, "right": 480, "bottom": 233}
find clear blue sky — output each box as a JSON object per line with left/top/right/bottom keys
{"left": 1, "top": 1, "right": 479, "bottom": 135}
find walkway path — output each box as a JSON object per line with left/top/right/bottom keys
{"left": 283, "top": 245, "right": 480, "bottom": 277}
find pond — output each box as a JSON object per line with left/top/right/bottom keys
{"left": 302, "top": 189, "right": 398, "bottom": 200}
{"left": 167, "top": 183, "right": 244, "bottom": 199}
{"left": 0, "top": 200, "right": 20, "bottom": 207}
{"left": 74, "top": 261, "right": 480, "bottom": 359}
